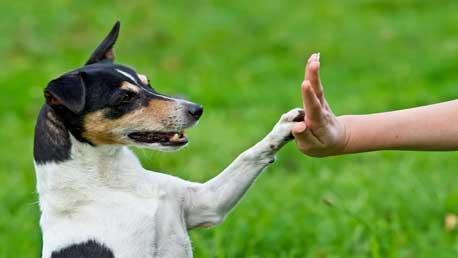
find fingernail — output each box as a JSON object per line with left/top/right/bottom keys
{"left": 316, "top": 52, "right": 320, "bottom": 61}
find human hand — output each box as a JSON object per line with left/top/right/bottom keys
{"left": 292, "top": 53, "right": 349, "bottom": 157}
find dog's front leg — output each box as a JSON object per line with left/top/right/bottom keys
{"left": 184, "top": 108, "right": 304, "bottom": 228}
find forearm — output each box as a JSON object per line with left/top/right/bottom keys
{"left": 184, "top": 134, "right": 279, "bottom": 229}
{"left": 339, "top": 100, "right": 458, "bottom": 153}
{"left": 184, "top": 109, "right": 302, "bottom": 228}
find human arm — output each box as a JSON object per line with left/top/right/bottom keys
{"left": 338, "top": 101, "right": 458, "bottom": 153}
{"left": 292, "top": 53, "right": 458, "bottom": 156}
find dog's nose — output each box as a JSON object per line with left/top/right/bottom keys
{"left": 187, "top": 104, "right": 203, "bottom": 120}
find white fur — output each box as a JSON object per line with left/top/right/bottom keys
{"left": 35, "top": 108, "right": 303, "bottom": 258}
{"left": 116, "top": 69, "right": 139, "bottom": 84}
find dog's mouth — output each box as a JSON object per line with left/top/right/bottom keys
{"left": 128, "top": 130, "right": 188, "bottom": 146}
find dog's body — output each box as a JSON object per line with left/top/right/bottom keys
{"left": 34, "top": 22, "right": 302, "bottom": 258}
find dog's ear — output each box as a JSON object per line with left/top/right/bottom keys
{"left": 85, "top": 21, "right": 120, "bottom": 65}
{"left": 44, "top": 72, "right": 86, "bottom": 113}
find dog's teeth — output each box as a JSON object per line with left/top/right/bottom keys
{"left": 170, "top": 133, "right": 181, "bottom": 142}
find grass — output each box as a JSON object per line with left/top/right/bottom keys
{"left": 1, "top": 0, "right": 458, "bottom": 257}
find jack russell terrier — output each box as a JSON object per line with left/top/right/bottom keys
{"left": 33, "top": 21, "right": 304, "bottom": 258}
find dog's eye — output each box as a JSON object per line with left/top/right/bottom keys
{"left": 119, "top": 91, "right": 136, "bottom": 104}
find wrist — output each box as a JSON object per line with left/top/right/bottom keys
{"left": 336, "top": 115, "right": 353, "bottom": 155}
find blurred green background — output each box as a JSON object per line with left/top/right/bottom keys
{"left": 1, "top": 0, "right": 458, "bottom": 257}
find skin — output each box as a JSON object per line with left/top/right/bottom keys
{"left": 292, "top": 53, "right": 458, "bottom": 157}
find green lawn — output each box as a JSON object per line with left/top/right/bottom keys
{"left": 1, "top": 0, "right": 458, "bottom": 257}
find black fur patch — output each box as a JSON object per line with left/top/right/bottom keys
{"left": 33, "top": 105, "right": 72, "bottom": 164}
{"left": 51, "top": 240, "right": 114, "bottom": 258}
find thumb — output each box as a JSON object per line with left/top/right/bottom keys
{"left": 292, "top": 121, "right": 307, "bottom": 135}
{"left": 292, "top": 122, "right": 323, "bottom": 147}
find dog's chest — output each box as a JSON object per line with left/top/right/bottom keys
{"left": 41, "top": 190, "right": 192, "bottom": 258}
{"left": 36, "top": 148, "right": 194, "bottom": 258}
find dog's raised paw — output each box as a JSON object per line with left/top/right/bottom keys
{"left": 269, "top": 108, "right": 304, "bottom": 145}
{"left": 280, "top": 108, "right": 305, "bottom": 123}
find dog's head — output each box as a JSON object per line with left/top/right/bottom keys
{"left": 44, "top": 21, "right": 203, "bottom": 151}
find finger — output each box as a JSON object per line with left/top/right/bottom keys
{"left": 301, "top": 81, "right": 323, "bottom": 125}
{"left": 292, "top": 122, "right": 323, "bottom": 147}
{"left": 304, "top": 54, "right": 313, "bottom": 80}
{"left": 306, "top": 53, "right": 324, "bottom": 103}
{"left": 305, "top": 53, "right": 319, "bottom": 77}
{"left": 292, "top": 121, "right": 307, "bottom": 134}
{"left": 305, "top": 54, "right": 315, "bottom": 75}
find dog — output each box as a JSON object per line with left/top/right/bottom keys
{"left": 33, "top": 21, "right": 304, "bottom": 258}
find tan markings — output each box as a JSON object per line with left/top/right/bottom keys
{"left": 82, "top": 99, "right": 173, "bottom": 145}
{"left": 105, "top": 49, "right": 115, "bottom": 60}
{"left": 137, "top": 74, "right": 148, "bottom": 85}
{"left": 120, "top": 81, "right": 140, "bottom": 93}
